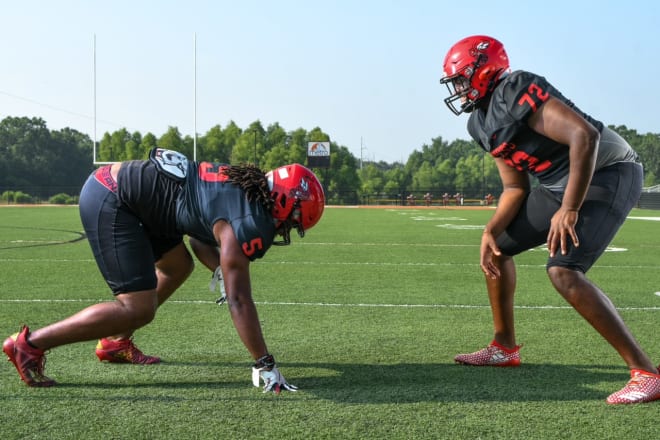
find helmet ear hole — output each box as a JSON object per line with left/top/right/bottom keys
{"left": 478, "top": 67, "right": 492, "bottom": 81}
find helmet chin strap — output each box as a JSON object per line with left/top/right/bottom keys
{"left": 272, "top": 199, "right": 304, "bottom": 246}
{"left": 272, "top": 226, "right": 291, "bottom": 246}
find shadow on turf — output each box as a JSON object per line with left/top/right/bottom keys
{"left": 290, "top": 362, "right": 630, "bottom": 403}
{"left": 284, "top": 364, "right": 629, "bottom": 403}
{"left": 48, "top": 362, "right": 629, "bottom": 403}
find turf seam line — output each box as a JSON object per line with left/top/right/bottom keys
{"left": 0, "top": 298, "right": 657, "bottom": 311}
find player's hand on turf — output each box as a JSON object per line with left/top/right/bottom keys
{"left": 252, "top": 366, "right": 298, "bottom": 394}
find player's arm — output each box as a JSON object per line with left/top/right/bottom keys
{"left": 484, "top": 159, "right": 529, "bottom": 238}
{"left": 188, "top": 236, "right": 219, "bottom": 272}
{"left": 527, "top": 97, "right": 600, "bottom": 256}
{"left": 212, "top": 220, "right": 297, "bottom": 393}
{"left": 212, "top": 220, "right": 268, "bottom": 360}
{"left": 527, "top": 97, "right": 599, "bottom": 212}
{"left": 480, "top": 159, "right": 529, "bottom": 278}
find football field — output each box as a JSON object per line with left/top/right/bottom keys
{"left": 1, "top": 205, "right": 658, "bottom": 439}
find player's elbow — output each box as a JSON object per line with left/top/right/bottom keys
{"left": 572, "top": 123, "right": 600, "bottom": 156}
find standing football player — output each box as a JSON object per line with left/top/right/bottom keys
{"left": 440, "top": 35, "right": 659, "bottom": 404}
{"left": 3, "top": 148, "right": 324, "bottom": 393}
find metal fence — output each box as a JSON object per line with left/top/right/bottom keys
{"left": 3, "top": 186, "right": 660, "bottom": 210}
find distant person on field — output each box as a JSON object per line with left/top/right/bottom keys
{"left": 424, "top": 192, "right": 433, "bottom": 206}
{"left": 407, "top": 193, "right": 416, "bottom": 206}
{"left": 442, "top": 192, "right": 450, "bottom": 206}
{"left": 3, "top": 148, "right": 324, "bottom": 393}
{"left": 440, "top": 35, "right": 658, "bottom": 404}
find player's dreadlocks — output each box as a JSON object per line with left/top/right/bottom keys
{"left": 221, "top": 164, "right": 274, "bottom": 212}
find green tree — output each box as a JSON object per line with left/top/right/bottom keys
{"left": 111, "top": 128, "right": 133, "bottom": 162}
{"left": 122, "top": 131, "right": 143, "bottom": 160}
{"left": 383, "top": 166, "right": 406, "bottom": 196}
{"left": 97, "top": 132, "right": 114, "bottom": 162}
{"left": 50, "top": 127, "right": 94, "bottom": 189}
{"left": 435, "top": 158, "right": 456, "bottom": 191}
{"left": 360, "top": 163, "right": 385, "bottom": 196}
{"left": 125, "top": 140, "right": 139, "bottom": 160}
{"left": 158, "top": 126, "right": 186, "bottom": 157}
{"left": 0, "top": 117, "right": 93, "bottom": 197}
{"left": 0, "top": 117, "right": 52, "bottom": 188}
{"left": 612, "top": 125, "right": 660, "bottom": 186}
{"left": 286, "top": 128, "right": 310, "bottom": 165}
{"left": 324, "top": 144, "right": 360, "bottom": 204}
{"left": 140, "top": 132, "right": 158, "bottom": 158}
{"left": 200, "top": 124, "right": 231, "bottom": 162}
{"left": 231, "top": 121, "right": 264, "bottom": 165}
{"left": 3, "top": 114, "right": 659, "bottom": 203}
{"left": 222, "top": 121, "right": 242, "bottom": 157}
{"left": 260, "top": 123, "right": 291, "bottom": 170}
{"left": 411, "top": 161, "right": 436, "bottom": 191}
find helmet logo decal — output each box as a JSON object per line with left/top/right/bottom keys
{"left": 290, "top": 177, "right": 311, "bottom": 200}
{"left": 476, "top": 41, "right": 490, "bottom": 51}
{"left": 300, "top": 177, "right": 309, "bottom": 192}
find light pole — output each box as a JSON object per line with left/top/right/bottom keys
{"left": 360, "top": 137, "right": 367, "bottom": 170}
{"left": 482, "top": 153, "right": 487, "bottom": 200}
{"left": 253, "top": 130, "right": 257, "bottom": 166}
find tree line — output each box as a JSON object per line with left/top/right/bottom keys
{"left": 1, "top": 116, "right": 659, "bottom": 204}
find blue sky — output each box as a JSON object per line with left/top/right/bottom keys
{"left": 2, "top": 1, "right": 658, "bottom": 163}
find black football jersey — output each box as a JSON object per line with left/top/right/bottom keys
{"left": 116, "top": 160, "right": 181, "bottom": 237}
{"left": 175, "top": 161, "right": 275, "bottom": 261}
{"left": 467, "top": 70, "right": 635, "bottom": 186}
{"left": 116, "top": 160, "right": 274, "bottom": 261}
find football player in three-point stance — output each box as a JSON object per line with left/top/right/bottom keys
{"left": 3, "top": 148, "right": 324, "bottom": 394}
{"left": 440, "top": 35, "right": 659, "bottom": 404}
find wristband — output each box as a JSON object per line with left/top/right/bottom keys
{"left": 253, "top": 354, "right": 276, "bottom": 370}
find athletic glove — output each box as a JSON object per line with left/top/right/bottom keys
{"left": 209, "top": 266, "right": 227, "bottom": 305}
{"left": 251, "top": 354, "right": 298, "bottom": 394}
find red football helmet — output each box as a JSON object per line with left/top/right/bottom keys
{"left": 440, "top": 35, "right": 510, "bottom": 115}
{"left": 267, "top": 164, "right": 325, "bottom": 243}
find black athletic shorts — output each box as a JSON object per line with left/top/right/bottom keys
{"left": 79, "top": 166, "right": 183, "bottom": 294}
{"left": 496, "top": 161, "right": 643, "bottom": 273}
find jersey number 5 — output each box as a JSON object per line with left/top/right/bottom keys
{"left": 242, "top": 238, "right": 264, "bottom": 257}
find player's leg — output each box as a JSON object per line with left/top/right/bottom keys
{"left": 154, "top": 241, "right": 195, "bottom": 307}
{"left": 2, "top": 288, "right": 158, "bottom": 387}
{"left": 548, "top": 266, "right": 656, "bottom": 373}
{"left": 486, "top": 253, "right": 517, "bottom": 348}
{"left": 79, "top": 172, "right": 164, "bottom": 364}
{"left": 547, "top": 161, "right": 658, "bottom": 403}
{"left": 455, "top": 253, "right": 522, "bottom": 366}
{"left": 491, "top": 185, "right": 560, "bottom": 346}
{"left": 455, "top": 187, "right": 554, "bottom": 366}
{"left": 23, "top": 289, "right": 159, "bottom": 349}
{"left": 548, "top": 258, "right": 659, "bottom": 404}
{"left": 95, "top": 242, "right": 194, "bottom": 364}
{"left": 104, "top": 240, "right": 193, "bottom": 338}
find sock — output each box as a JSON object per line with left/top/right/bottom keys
{"left": 25, "top": 334, "right": 40, "bottom": 350}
